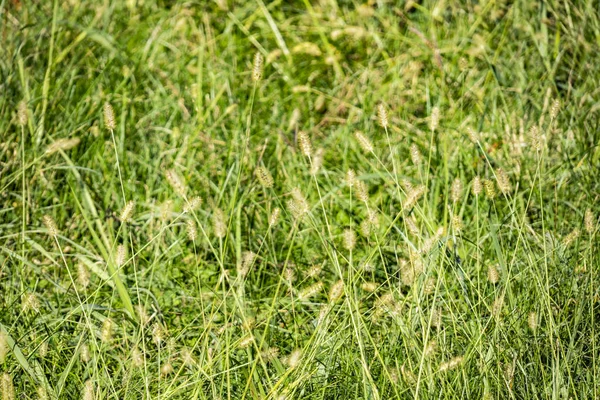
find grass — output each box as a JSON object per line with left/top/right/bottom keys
{"left": 1, "top": 0, "right": 599, "bottom": 398}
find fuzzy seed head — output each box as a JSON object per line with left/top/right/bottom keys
{"left": 346, "top": 169, "right": 356, "bottom": 187}
{"left": 495, "top": 168, "right": 511, "bottom": 194}
{"left": 120, "top": 200, "right": 135, "bottom": 223}
{"left": 115, "top": 244, "right": 126, "bottom": 267}
{"left": 17, "top": 101, "right": 27, "bottom": 126}
{"left": 77, "top": 263, "right": 90, "bottom": 289}
{"left": 439, "top": 356, "right": 463, "bottom": 372}
{"left": 186, "top": 220, "right": 197, "bottom": 241}
{"left": 80, "top": 343, "right": 90, "bottom": 363}
{"left": 46, "top": 138, "right": 81, "bottom": 154}
{"left": 404, "top": 185, "right": 425, "bottom": 211}
{"left": 466, "top": 127, "right": 478, "bottom": 143}
{"left": 22, "top": 293, "right": 40, "bottom": 313}
{"left": 487, "top": 265, "right": 499, "bottom": 284}
{"left": 101, "top": 318, "right": 113, "bottom": 343}
{"left": 0, "top": 333, "right": 6, "bottom": 363}
{"left": 563, "top": 228, "right": 580, "bottom": 247}
{"left": 160, "top": 363, "right": 173, "bottom": 376}
{"left": 405, "top": 216, "right": 419, "bottom": 235}
{"left": 377, "top": 103, "right": 388, "bottom": 129}
{"left": 165, "top": 169, "right": 187, "bottom": 197}
{"left": 183, "top": 196, "right": 202, "bottom": 213}
{"left": 550, "top": 99, "right": 560, "bottom": 120}
{"left": 310, "top": 148, "right": 324, "bottom": 175}
{"left": 287, "top": 188, "right": 309, "bottom": 220}
{"left": 451, "top": 178, "right": 462, "bottom": 203}
{"left": 298, "top": 282, "right": 323, "bottom": 300}
{"left": 530, "top": 125, "right": 542, "bottom": 151}
{"left": 132, "top": 347, "right": 144, "bottom": 367}
{"left": 269, "top": 208, "right": 281, "bottom": 227}
{"left": 528, "top": 312, "right": 538, "bottom": 331}
{"left": 2, "top": 373, "right": 14, "bottom": 400}
{"left": 82, "top": 379, "right": 94, "bottom": 400}
{"left": 492, "top": 296, "right": 504, "bottom": 317}
{"left": 212, "top": 208, "right": 227, "bottom": 238}
{"left": 251, "top": 52, "right": 263, "bottom": 82}
{"left": 430, "top": 107, "right": 440, "bottom": 131}
{"left": 287, "top": 349, "right": 302, "bottom": 368}
{"left": 329, "top": 280, "right": 344, "bottom": 303}
{"left": 355, "top": 131, "right": 373, "bottom": 153}
{"left": 256, "top": 166, "right": 274, "bottom": 188}
{"left": 410, "top": 144, "right": 422, "bottom": 165}
{"left": 585, "top": 208, "right": 595, "bottom": 234}
{"left": 343, "top": 229, "right": 356, "bottom": 251}
{"left": 37, "top": 386, "right": 48, "bottom": 400}
{"left": 103, "top": 102, "right": 116, "bottom": 130}
{"left": 239, "top": 251, "right": 256, "bottom": 277}
{"left": 451, "top": 215, "right": 463, "bottom": 234}
{"left": 42, "top": 215, "right": 58, "bottom": 237}
{"left": 152, "top": 323, "right": 167, "bottom": 346}
{"left": 472, "top": 176, "right": 482, "bottom": 196}
{"left": 297, "top": 131, "right": 312, "bottom": 157}
{"left": 483, "top": 179, "right": 496, "bottom": 199}
{"left": 354, "top": 180, "right": 369, "bottom": 203}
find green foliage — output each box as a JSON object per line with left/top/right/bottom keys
{"left": 1, "top": 0, "right": 599, "bottom": 398}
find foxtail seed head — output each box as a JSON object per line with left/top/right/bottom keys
{"left": 252, "top": 52, "right": 263, "bottom": 82}
{"left": 120, "top": 200, "right": 135, "bottom": 223}
{"left": 212, "top": 208, "right": 227, "bottom": 239}
{"left": 297, "top": 131, "right": 312, "bottom": 157}
{"left": 410, "top": 144, "right": 422, "bottom": 166}
{"left": 115, "top": 245, "right": 126, "bottom": 267}
{"left": 585, "top": 208, "right": 595, "bottom": 234}
{"left": 430, "top": 107, "right": 440, "bottom": 131}
{"left": 495, "top": 168, "right": 511, "bottom": 194}
{"left": 451, "top": 178, "right": 462, "bottom": 203}
{"left": 377, "top": 103, "right": 388, "bottom": 129}
{"left": 269, "top": 208, "right": 281, "bottom": 227}
{"left": 103, "top": 102, "right": 116, "bottom": 130}
{"left": 343, "top": 229, "right": 356, "bottom": 251}
{"left": 186, "top": 220, "right": 197, "bottom": 241}
{"left": 2, "top": 373, "right": 14, "bottom": 400}
{"left": 256, "top": 166, "right": 274, "bottom": 188}
{"left": 472, "top": 176, "right": 482, "bottom": 196}
{"left": 42, "top": 215, "right": 59, "bottom": 237}
{"left": 329, "top": 280, "right": 344, "bottom": 303}
{"left": 17, "top": 101, "right": 27, "bottom": 126}
{"left": 355, "top": 131, "right": 373, "bottom": 153}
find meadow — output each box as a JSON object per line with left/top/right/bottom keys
{"left": 1, "top": 0, "right": 599, "bottom": 398}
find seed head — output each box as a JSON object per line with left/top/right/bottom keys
{"left": 451, "top": 215, "right": 463, "bottom": 233}
{"left": 495, "top": 169, "right": 511, "bottom": 194}
{"left": 354, "top": 180, "right": 369, "bottom": 203}
{"left": 101, "top": 318, "right": 113, "bottom": 343}
{"left": 115, "top": 244, "right": 126, "bottom": 267}
{"left": 298, "top": 282, "right": 323, "bottom": 300}
{"left": 329, "top": 280, "right": 344, "bottom": 303}
{"left": 80, "top": 343, "right": 90, "bottom": 363}
{"left": 256, "top": 166, "right": 274, "bottom": 188}
{"left": 0, "top": 333, "right": 6, "bottom": 363}
{"left": 37, "top": 386, "right": 48, "bottom": 400}
{"left": 42, "top": 215, "right": 58, "bottom": 237}
{"left": 355, "top": 131, "right": 374, "bottom": 153}
{"left": 46, "top": 138, "right": 81, "bottom": 154}
{"left": 297, "top": 131, "right": 312, "bottom": 157}
{"left": 466, "top": 127, "right": 478, "bottom": 143}
{"left": 472, "top": 176, "right": 482, "bottom": 196}
{"left": 377, "top": 103, "right": 388, "bottom": 129}
{"left": 409, "top": 144, "right": 422, "bottom": 165}
{"left": 160, "top": 363, "right": 174, "bottom": 376}
{"left": 22, "top": 293, "right": 40, "bottom": 313}
{"left": 120, "top": 200, "right": 135, "bottom": 223}
{"left": 346, "top": 169, "right": 356, "bottom": 186}
{"left": 550, "top": 98, "right": 560, "bottom": 120}
{"left": 165, "top": 169, "right": 187, "bottom": 197}
{"left": 528, "top": 311, "right": 538, "bottom": 331}
{"left": 131, "top": 347, "right": 144, "bottom": 367}
{"left": 287, "top": 188, "right": 309, "bottom": 220}
{"left": 483, "top": 179, "right": 496, "bottom": 199}
{"left": 186, "top": 220, "right": 197, "bottom": 241}
{"left": 585, "top": 208, "right": 595, "bottom": 234}
{"left": 269, "top": 208, "right": 281, "bottom": 227}
{"left": 430, "top": 106, "right": 440, "bottom": 131}
{"left": 404, "top": 185, "right": 425, "bottom": 211}
{"left": 17, "top": 101, "right": 27, "bottom": 126}
{"left": 405, "top": 216, "right": 419, "bottom": 235}
{"left": 2, "top": 373, "right": 14, "bottom": 400}
{"left": 287, "top": 349, "right": 302, "bottom": 368}
{"left": 563, "top": 228, "right": 580, "bottom": 247}
{"left": 451, "top": 178, "right": 462, "bottom": 203}
{"left": 239, "top": 335, "right": 254, "bottom": 349}
{"left": 439, "top": 356, "right": 463, "bottom": 372}
{"left": 343, "top": 229, "right": 356, "bottom": 251}
{"left": 103, "top": 102, "right": 116, "bottom": 130}
{"left": 492, "top": 296, "right": 504, "bottom": 317}
{"left": 82, "top": 380, "right": 94, "bottom": 400}
{"left": 530, "top": 125, "right": 542, "bottom": 151}
{"left": 251, "top": 52, "right": 263, "bottom": 82}
{"left": 487, "top": 265, "right": 499, "bottom": 284}
{"left": 77, "top": 263, "right": 90, "bottom": 290}
{"left": 239, "top": 251, "right": 256, "bottom": 277}
{"left": 212, "top": 208, "right": 227, "bottom": 238}
{"left": 310, "top": 148, "right": 324, "bottom": 175}
{"left": 183, "top": 196, "right": 202, "bottom": 213}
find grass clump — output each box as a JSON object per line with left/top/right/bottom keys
{"left": 1, "top": 0, "right": 600, "bottom": 398}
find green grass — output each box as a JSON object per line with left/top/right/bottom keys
{"left": 1, "top": 0, "right": 600, "bottom": 398}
